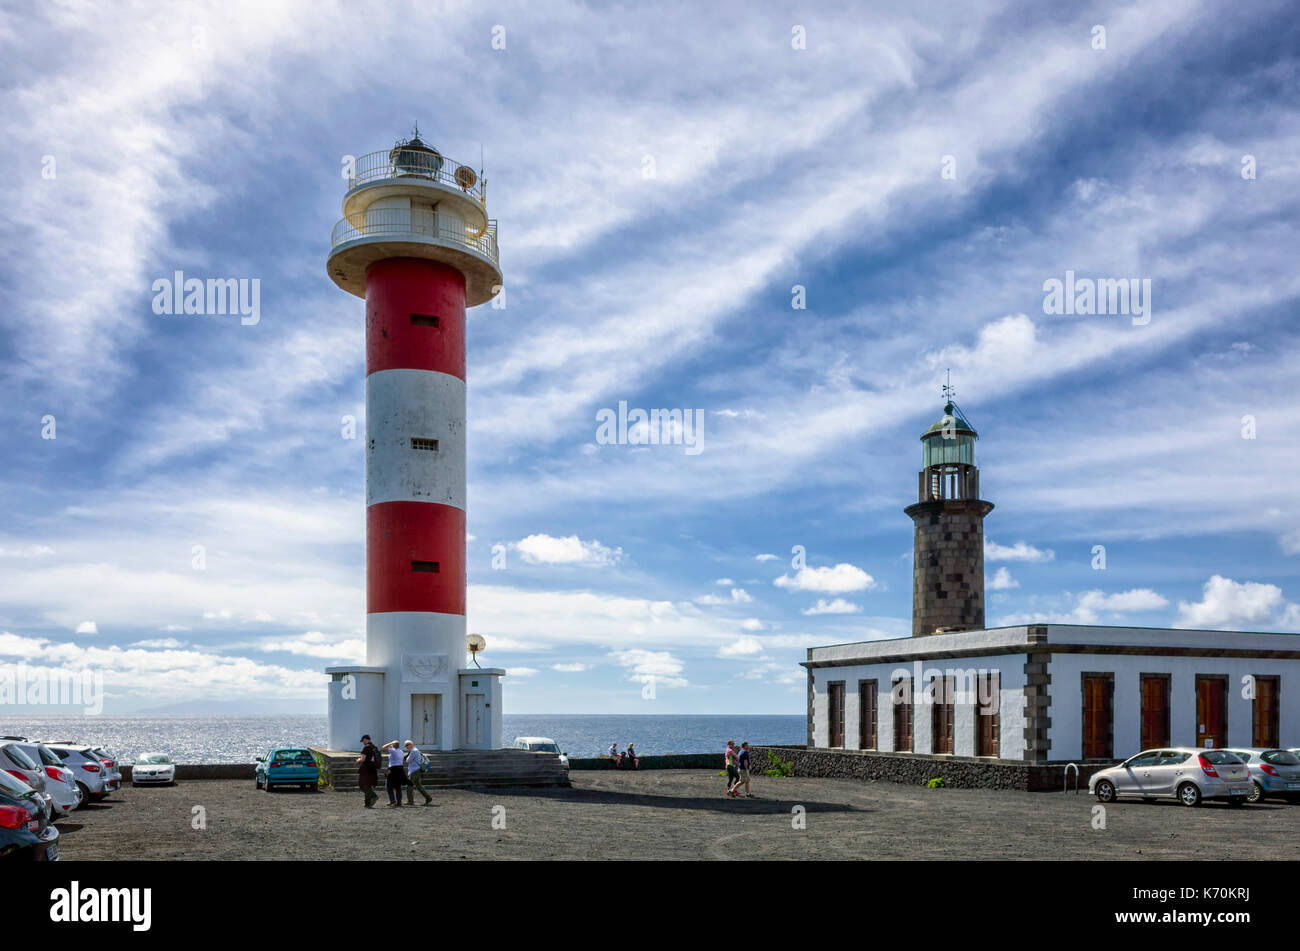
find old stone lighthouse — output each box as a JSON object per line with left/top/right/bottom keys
{"left": 801, "top": 394, "right": 1300, "bottom": 771}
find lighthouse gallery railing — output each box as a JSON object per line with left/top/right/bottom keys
{"left": 330, "top": 209, "right": 499, "bottom": 265}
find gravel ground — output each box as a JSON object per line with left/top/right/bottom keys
{"left": 52, "top": 770, "right": 1300, "bottom": 861}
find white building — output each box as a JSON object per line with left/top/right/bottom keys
{"left": 804, "top": 399, "right": 1300, "bottom": 764}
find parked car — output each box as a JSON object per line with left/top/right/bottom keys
{"left": 254, "top": 748, "right": 320, "bottom": 791}
{"left": 89, "top": 747, "right": 123, "bottom": 788}
{"left": 512, "top": 736, "right": 570, "bottom": 771}
{"left": 41, "top": 743, "right": 113, "bottom": 804}
{"left": 0, "top": 743, "right": 52, "bottom": 815}
{"left": 0, "top": 768, "right": 59, "bottom": 861}
{"left": 1090, "top": 748, "right": 1252, "bottom": 807}
{"left": 8, "top": 741, "right": 82, "bottom": 818}
{"left": 132, "top": 753, "right": 176, "bottom": 786}
{"left": 1225, "top": 748, "right": 1300, "bottom": 803}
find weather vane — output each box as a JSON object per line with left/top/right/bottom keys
{"left": 942, "top": 369, "right": 955, "bottom": 404}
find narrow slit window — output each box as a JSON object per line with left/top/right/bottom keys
{"left": 411, "top": 438, "right": 439, "bottom": 452}
{"left": 410, "top": 313, "right": 440, "bottom": 328}
{"left": 411, "top": 561, "right": 440, "bottom": 573}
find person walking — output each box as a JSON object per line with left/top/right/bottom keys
{"left": 737, "top": 741, "right": 753, "bottom": 798}
{"left": 724, "top": 740, "right": 741, "bottom": 797}
{"left": 382, "top": 739, "right": 406, "bottom": 807}
{"left": 355, "top": 735, "right": 380, "bottom": 809}
{"left": 403, "top": 740, "right": 433, "bottom": 806}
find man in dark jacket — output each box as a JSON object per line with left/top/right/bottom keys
{"left": 355, "top": 735, "right": 380, "bottom": 808}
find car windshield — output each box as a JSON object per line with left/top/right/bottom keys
{"left": 273, "top": 750, "right": 314, "bottom": 763}
{"left": 1201, "top": 751, "right": 1242, "bottom": 764}
{"left": 530, "top": 743, "right": 558, "bottom": 753}
{"left": 138, "top": 754, "right": 172, "bottom": 765}
{"left": 3, "top": 745, "right": 39, "bottom": 770}
{"left": 1262, "top": 750, "right": 1300, "bottom": 766}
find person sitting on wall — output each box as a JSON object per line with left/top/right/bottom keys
{"left": 624, "top": 742, "right": 639, "bottom": 769}
{"left": 608, "top": 741, "right": 619, "bottom": 767}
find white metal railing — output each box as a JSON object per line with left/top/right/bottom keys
{"left": 345, "top": 148, "right": 486, "bottom": 206}
{"left": 331, "top": 208, "right": 499, "bottom": 265}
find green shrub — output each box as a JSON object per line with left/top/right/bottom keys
{"left": 927, "top": 777, "right": 945, "bottom": 788}
{"left": 764, "top": 753, "right": 795, "bottom": 778}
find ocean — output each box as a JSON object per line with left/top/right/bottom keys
{"left": 0, "top": 714, "right": 805, "bottom": 764}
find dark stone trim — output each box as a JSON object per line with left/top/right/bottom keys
{"left": 806, "top": 664, "right": 814, "bottom": 747}
{"left": 1022, "top": 650, "right": 1051, "bottom": 763}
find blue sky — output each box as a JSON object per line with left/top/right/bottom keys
{"left": 1, "top": 0, "right": 1298, "bottom": 715}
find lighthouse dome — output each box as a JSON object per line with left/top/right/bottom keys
{"left": 920, "top": 401, "right": 977, "bottom": 467}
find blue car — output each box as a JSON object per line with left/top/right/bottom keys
{"left": 254, "top": 748, "right": 320, "bottom": 792}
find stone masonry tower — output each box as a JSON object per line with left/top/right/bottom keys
{"left": 903, "top": 396, "right": 994, "bottom": 636}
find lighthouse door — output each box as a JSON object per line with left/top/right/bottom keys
{"left": 463, "top": 693, "right": 486, "bottom": 748}
{"left": 411, "top": 694, "right": 441, "bottom": 749}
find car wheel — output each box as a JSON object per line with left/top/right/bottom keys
{"left": 1247, "top": 781, "right": 1263, "bottom": 804}
{"left": 75, "top": 782, "right": 91, "bottom": 808}
{"left": 1094, "top": 779, "right": 1116, "bottom": 803}
{"left": 1177, "top": 782, "right": 1202, "bottom": 807}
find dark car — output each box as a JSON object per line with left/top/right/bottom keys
{"left": 0, "top": 769, "right": 59, "bottom": 861}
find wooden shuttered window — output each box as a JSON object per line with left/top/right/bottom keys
{"left": 827, "top": 681, "right": 845, "bottom": 748}
{"left": 858, "top": 680, "right": 877, "bottom": 750}
{"left": 892, "top": 677, "right": 913, "bottom": 752}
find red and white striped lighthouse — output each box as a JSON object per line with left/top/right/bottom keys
{"left": 324, "top": 133, "right": 503, "bottom": 753}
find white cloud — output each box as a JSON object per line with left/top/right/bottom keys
{"left": 717, "top": 637, "right": 764, "bottom": 658}
{"left": 609, "top": 648, "right": 686, "bottom": 687}
{"left": 774, "top": 564, "right": 876, "bottom": 594}
{"left": 984, "top": 541, "right": 1055, "bottom": 563}
{"left": 714, "top": 578, "right": 734, "bottom": 586}
{"left": 507, "top": 667, "right": 539, "bottom": 677}
{"left": 1174, "top": 575, "right": 1287, "bottom": 630}
{"left": 988, "top": 567, "right": 1019, "bottom": 591}
{"left": 514, "top": 533, "right": 622, "bottom": 566}
{"left": 740, "top": 619, "right": 765, "bottom": 631}
{"left": 252, "top": 630, "right": 365, "bottom": 662}
{"left": 128, "top": 637, "right": 186, "bottom": 649}
{"left": 74, "top": 621, "right": 98, "bottom": 635}
{"left": 802, "top": 598, "right": 863, "bottom": 616}
{"left": 695, "top": 587, "right": 753, "bottom": 606}
{"left": 997, "top": 588, "right": 1169, "bottom": 626}
{"left": 755, "top": 554, "right": 779, "bottom": 563}
{"left": 551, "top": 663, "right": 589, "bottom": 673}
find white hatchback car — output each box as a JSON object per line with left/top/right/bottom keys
{"left": 512, "top": 736, "right": 570, "bottom": 770}
{"left": 1090, "top": 748, "right": 1252, "bottom": 807}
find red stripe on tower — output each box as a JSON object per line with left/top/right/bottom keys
{"left": 366, "top": 501, "right": 466, "bottom": 615}
{"left": 365, "top": 258, "right": 467, "bottom": 379}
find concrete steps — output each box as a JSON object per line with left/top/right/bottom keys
{"left": 310, "top": 747, "right": 569, "bottom": 790}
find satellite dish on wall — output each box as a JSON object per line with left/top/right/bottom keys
{"left": 467, "top": 633, "right": 487, "bottom": 668}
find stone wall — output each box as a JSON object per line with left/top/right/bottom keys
{"left": 750, "top": 745, "right": 1110, "bottom": 792}
{"left": 568, "top": 753, "right": 717, "bottom": 770}
{"left": 121, "top": 764, "right": 254, "bottom": 782}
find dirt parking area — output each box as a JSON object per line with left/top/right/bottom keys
{"left": 53, "top": 770, "right": 1300, "bottom": 860}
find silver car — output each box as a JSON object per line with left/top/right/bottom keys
{"left": 89, "top": 746, "right": 123, "bottom": 789}
{"left": 41, "top": 743, "right": 111, "bottom": 804}
{"left": 0, "top": 743, "right": 51, "bottom": 814}
{"left": 1090, "top": 748, "right": 1252, "bottom": 807}
{"left": 1226, "top": 748, "right": 1300, "bottom": 804}
{"left": 9, "top": 741, "right": 82, "bottom": 819}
